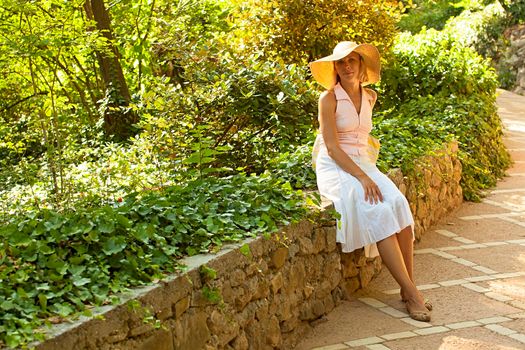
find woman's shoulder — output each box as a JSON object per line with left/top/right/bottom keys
{"left": 319, "top": 89, "right": 336, "bottom": 103}
{"left": 364, "top": 87, "right": 377, "bottom": 106}
{"left": 363, "top": 87, "right": 377, "bottom": 99}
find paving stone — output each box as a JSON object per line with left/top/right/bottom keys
{"left": 484, "top": 324, "right": 517, "bottom": 335}
{"left": 452, "top": 237, "right": 476, "bottom": 244}
{"left": 431, "top": 251, "right": 457, "bottom": 259}
{"left": 365, "top": 345, "right": 391, "bottom": 350}
{"left": 358, "top": 298, "right": 387, "bottom": 308}
{"left": 492, "top": 272, "right": 524, "bottom": 279}
{"left": 446, "top": 321, "right": 481, "bottom": 329}
{"left": 454, "top": 244, "right": 525, "bottom": 272}
{"left": 378, "top": 307, "right": 408, "bottom": 318}
{"left": 483, "top": 241, "right": 509, "bottom": 247}
{"left": 417, "top": 284, "right": 440, "bottom": 290}
{"left": 312, "top": 344, "right": 349, "bottom": 350}
{"left": 477, "top": 316, "right": 513, "bottom": 324}
{"left": 438, "top": 279, "right": 467, "bottom": 286}
{"left": 400, "top": 317, "right": 432, "bottom": 328}
{"left": 385, "top": 325, "right": 525, "bottom": 349}
{"left": 381, "top": 331, "right": 417, "bottom": 341}
{"left": 485, "top": 292, "right": 514, "bottom": 302}
{"left": 470, "top": 266, "right": 498, "bottom": 274}
{"left": 438, "top": 246, "right": 462, "bottom": 251}
{"left": 509, "top": 300, "right": 525, "bottom": 310}
{"left": 451, "top": 258, "right": 477, "bottom": 266}
{"left": 508, "top": 333, "right": 525, "bottom": 344}
{"left": 465, "top": 275, "right": 496, "bottom": 282}
{"left": 413, "top": 248, "right": 436, "bottom": 255}
{"left": 382, "top": 288, "right": 400, "bottom": 295}
{"left": 459, "top": 244, "right": 488, "bottom": 249}
{"left": 344, "top": 336, "right": 383, "bottom": 347}
{"left": 461, "top": 283, "right": 490, "bottom": 293}
{"left": 413, "top": 326, "right": 449, "bottom": 335}
{"left": 435, "top": 229, "right": 457, "bottom": 237}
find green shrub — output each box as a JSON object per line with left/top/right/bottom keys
{"left": 377, "top": 30, "right": 511, "bottom": 200}
{"left": 500, "top": 0, "right": 525, "bottom": 24}
{"left": 0, "top": 172, "right": 307, "bottom": 347}
{"left": 398, "top": 0, "right": 465, "bottom": 33}
{"left": 444, "top": 2, "right": 509, "bottom": 61}
{"left": 230, "top": 0, "right": 401, "bottom": 64}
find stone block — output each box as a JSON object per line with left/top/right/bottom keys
{"left": 323, "top": 295, "right": 335, "bottom": 314}
{"left": 271, "top": 272, "right": 284, "bottom": 294}
{"left": 235, "top": 301, "right": 257, "bottom": 328}
{"left": 315, "top": 280, "right": 332, "bottom": 299}
{"left": 130, "top": 323, "right": 154, "bottom": 337}
{"left": 299, "top": 300, "right": 316, "bottom": 321}
{"left": 272, "top": 247, "right": 289, "bottom": 269}
{"left": 235, "top": 285, "right": 253, "bottom": 311}
{"left": 208, "top": 310, "right": 240, "bottom": 346}
{"left": 287, "top": 262, "right": 306, "bottom": 291}
{"left": 252, "top": 277, "right": 270, "bottom": 301}
{"left": 231, "top": 331, "right": 249, "bottom": 350}
{"left": 324, "top": 227, "right": 337, "bottom": 252}
{"left": 285, "top": 220, "right": 314, "bottom": 240}
{"left": 280, "top": 315, "right": 300, "bottom": 333}
{"left": 312, "top": 228, "right": 326, "bottom": 253}
{"left": 341, "top": 277, "right": 360, "bottom": 297}
{"left": 266, "top": 316, "right": 282, "bottom": 347}
{"left": 303, "top": 285, "right": 315, "bottom": 299}
{"left": 311, "top": 299, "right": 325, "bottom": 318}
{"left": 297, "top": 236, "right": 314, "bottom": 255}
{"left": 341, "top": 253, "right": 358, "bottom": 278}
{"left": 230, "top": 269, "right": 246, "bottom": 287}
{"left": 174, "top": 296, "right": 190, "bottom": 319}
{"left": 156, "top": 306, "right": 173, "bottom": 321}
{"left": 255, "top": 298, "right": 269, "bottom": 322}
{"left": 288, "top": 243, "right": 300, "bottom": 258}
{"left": 173, "top": 309, "right": 210, "bottom": 350}
{"left": 137, "top": 329, "right": 174, "bottom": 350}
{"left": 248, "top": 238, "right": 265, "bottom": 258}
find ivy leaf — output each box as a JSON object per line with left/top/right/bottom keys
{"left": 72, "top": 277, "right": 91, "bottom": 287}
{"left": 102, "top": 236, "right": 127, "bottom": 255}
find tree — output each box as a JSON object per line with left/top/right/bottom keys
{"left": 84, "top": 0, "right": 138, "bottom": 140}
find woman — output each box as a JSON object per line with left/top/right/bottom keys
{"left": 309, "top": 41, "right": 431, "bottom": 322}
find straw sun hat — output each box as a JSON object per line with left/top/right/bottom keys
{"left": 309, "top": 41, "right": 381, "bottom": 89}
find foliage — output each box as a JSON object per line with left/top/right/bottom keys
{"left": 230, "top": 0, "right": 402, "bottom": 64}
{"left": 444, "top": 2, "right": 509, "bottom": 61}
{"left": 376, "top": 30, "right": 511, "bottom": 200}
{"left": 0, "top": 173, "right": 307, "bottom": 347}
{"left": 398, "top": 0, "right": 466, "bottom": 33}
{"left": 500, "top": 0, "right": 525, "bottom": 24}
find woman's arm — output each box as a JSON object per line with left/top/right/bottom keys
{"left": 319, "top": 91, "right": 383, "bottom": 204}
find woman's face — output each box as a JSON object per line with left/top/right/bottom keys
{"left": 334, "top": 52, "right": 361, "bottom": 83}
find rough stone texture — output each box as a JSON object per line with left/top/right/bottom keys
{"left": 35, "top": 142, "right": 462, "bottom": 350}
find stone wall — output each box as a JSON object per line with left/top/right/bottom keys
{"left": 35, "top": 142, "right": 462, "bottom": 350}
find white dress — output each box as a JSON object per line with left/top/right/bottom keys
{"left": 313, "top": 83, "right": 414, "bottom": 257}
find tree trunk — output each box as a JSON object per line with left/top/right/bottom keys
{"left": 84, "top": 0, "right": 137, "bottom": 140}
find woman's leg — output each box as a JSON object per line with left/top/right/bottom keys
{"left": 397, "top": 225, "right": 414, "bottom": 281}
{"left": 377, "top": 234, "right": 430, "bottom": 320}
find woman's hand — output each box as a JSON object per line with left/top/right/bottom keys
{"left": 356, "top": 174, "right": 383, "bottom": 204}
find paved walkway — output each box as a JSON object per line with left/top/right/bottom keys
{"left": 296, "top": 89, "right": 525, "bottom": 350}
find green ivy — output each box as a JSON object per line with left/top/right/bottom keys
{"left": 0, "top": 173, "right": 307, "bottom": 347}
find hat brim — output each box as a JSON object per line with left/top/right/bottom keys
{"left": 309, "top": 44, "right": 381, "bottom": 89}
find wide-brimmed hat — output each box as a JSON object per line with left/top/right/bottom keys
{"left": 309, "top": 41, "right": 381, "bottom": 89}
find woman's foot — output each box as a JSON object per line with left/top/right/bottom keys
{"left": 400, "top": 289, "right": 433, "bottom": 311}
{"left": 405, "top": 296, "right": 431, "bottom": 322}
